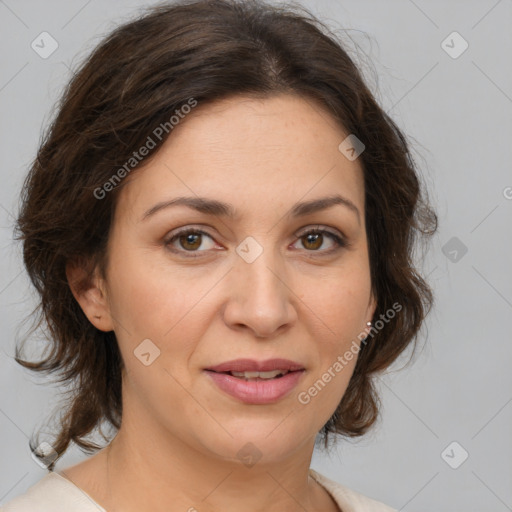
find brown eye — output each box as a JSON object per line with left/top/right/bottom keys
{"left": 165, "top": 228, "right": 216, "bottom": 256}
{"left": 179, "top": 232, "right": 202, "bottom": 251}
{"left": 302, "top": 232, "right": 323, "bottom": 250}
{"left": 294, "top": 228, "right": 347, "bottom": 254}
{"left": 164, "top": 226, "right": 347, "bottom": 259}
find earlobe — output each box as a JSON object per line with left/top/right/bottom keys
{"left": 65, "top": 260, "right": 114, "bottom": 332}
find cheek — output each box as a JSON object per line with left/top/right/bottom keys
{"left": 295, "top": 351, "right": 357, "bottom": 428}
{"left": 106, "top": 253, "right": 220, "bottom": 374}
{"left": 107, "top": 249, "right": 206, "bottom": 333}
{"left": 306, "top": 273, "right": 370, "bottom": 339}
{"left": 302, "top": 276, "right": 367, "bottom": 399}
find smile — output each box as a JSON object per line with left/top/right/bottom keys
{"left": 204, "top": 369, "right": 305, "bottom": 404}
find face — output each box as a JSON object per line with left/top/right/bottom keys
{"left": 74, "top": 94, "right": 376, "bottom": 467}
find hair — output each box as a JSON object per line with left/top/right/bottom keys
{"left": 14, "top": 0, "right": 437, "bottom": 471}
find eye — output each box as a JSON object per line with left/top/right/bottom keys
{"left": 164, "top": 228, "right": 217, "bottom": 257}
{"left": 292, "top": 226, "right": 347, "bottom": 254}
{"left": 164, "top": 225, "right": 348, "bottom": 258}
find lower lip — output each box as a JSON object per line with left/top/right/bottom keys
{"left": 204, "top": 370, "right": 305, "bottom": 404}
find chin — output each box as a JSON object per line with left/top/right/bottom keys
{"left": 195, "top": 422, "right": 315, "bottom": 464}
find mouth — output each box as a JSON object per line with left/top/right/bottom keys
{"left": 204, "top": 365, "right": 306, "bottom": 404}
{"left": 205, "top": 358, "right": 305, "bottom": 374}
{"left": 205, "top": 369, "right": 297, "bottom": 381}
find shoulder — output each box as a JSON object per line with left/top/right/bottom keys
{"left": 1, "top": 472, "right": 106, "bottom": 512}
{"left": 309, "top": 468, "right": 397, "bottom": 512}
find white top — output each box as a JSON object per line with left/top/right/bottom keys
{"left": 1, "top": 468, "right": 396, "bottom": 512}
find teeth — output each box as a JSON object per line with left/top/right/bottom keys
{"left": 230, "top": 370, "right": 289, "bottom": 379}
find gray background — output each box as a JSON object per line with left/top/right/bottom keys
{"left": 1, "top": 0, "right": 511, "bottom": 510}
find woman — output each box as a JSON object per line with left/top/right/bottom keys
{"left": 5, "top": 0, "right": 437, "bottom": 510}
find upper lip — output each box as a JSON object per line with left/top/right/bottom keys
{"left": 205, "top": 358, "right": 305, "bottom": 373}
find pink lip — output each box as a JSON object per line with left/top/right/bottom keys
{"left": 204, "top": 369, "right": 305, "bottom": 404}
{"left": 205, "top": 358, "right": 304, "bottom": 373}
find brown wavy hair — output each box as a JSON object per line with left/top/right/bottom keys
{"left": 14, "top": 0, "right": 438, "bottom": 471}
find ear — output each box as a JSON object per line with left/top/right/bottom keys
{"left": 367, "top": 292, "right": 377, "bottom": 318}
{"left": 65, "top": 259, "right": 114, "bottom": 332}
{"left": 365, "top": 291, "right": 378, "bottom": 334}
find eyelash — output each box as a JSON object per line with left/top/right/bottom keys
{"left": 163, "top": 226, "right": 348, "bottom": 258}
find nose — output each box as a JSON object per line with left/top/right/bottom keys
{"left": 222, "top": 245, "right": 297, "bottom": 338}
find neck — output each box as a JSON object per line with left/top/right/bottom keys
{"left": 103, "top": 423, "right": 326, "bottom": 512}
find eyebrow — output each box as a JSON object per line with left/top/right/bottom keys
{"left": 141, "top": 194, "right": 360, "bottom": 225}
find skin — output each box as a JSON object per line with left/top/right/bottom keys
{"left": 65, "top": 93, "right": 377, "bottom": 512}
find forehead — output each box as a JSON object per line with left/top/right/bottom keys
{"left": 117, "top": 94, "right": 366, "bottom": 222}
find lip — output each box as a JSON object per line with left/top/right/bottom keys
{"left": 204, "top": 369, "right": 305, "bottom": 404}
{"left": 205, "top": 358, "right": 305, "bottom": 373}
